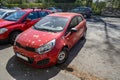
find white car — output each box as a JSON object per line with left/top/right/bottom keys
{"left": 0, "top": 9, "right": 16, "bottom": 19}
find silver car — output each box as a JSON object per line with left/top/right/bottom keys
{"left": 0, "top": 9, "right": 16, "bottom": 19}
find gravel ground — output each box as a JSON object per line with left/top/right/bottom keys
{"left": 0, "top": 16, "right": 120, "bottom": 80}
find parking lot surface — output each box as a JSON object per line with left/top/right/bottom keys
{"left": 0, "top": 16, "right": 120, "bottom": 80}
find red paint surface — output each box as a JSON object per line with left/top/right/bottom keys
{"left": 0, "top": 9, "right": 51, "bottom": 41}
{"left": 13, "top": 12, "right": 87, "bottom": 68}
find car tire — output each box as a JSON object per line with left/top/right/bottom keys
{"left": 9, "top": 31, "right": 21, "bottom": 45}
{"left": 57, "top": 48, "right": 69, "bottom": 64}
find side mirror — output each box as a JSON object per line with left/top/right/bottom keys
{"left": 71, "top": 28, "right": 78, "bottom": 32}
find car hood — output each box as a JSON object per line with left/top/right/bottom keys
{"left": 0, "top": 19, "right": 16, "bottom": 28}
{"left": 16, "top": 28, "right": 61, "bottom": 48}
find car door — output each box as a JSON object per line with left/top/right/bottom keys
{"left": 65, "top": 16, "right": 78, "bottom": 48}
{"left": 65, "top": 16, "right": 84, "bottom": 48}
{"left": 77, "top": 16, "right": 85, "bottom": 38}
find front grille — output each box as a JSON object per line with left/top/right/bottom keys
{"left": 37, "top": 59, "right": 50, "bottom": 66}
{"left": 16, "top": 42, "right": 35, "bottom": 52}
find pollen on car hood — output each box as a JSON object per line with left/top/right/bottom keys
{"left": 16, "top": 28, "right": 61, "bottom": 48}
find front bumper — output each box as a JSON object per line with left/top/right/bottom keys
{"left": 0, "top": 33, "right": 9, "bottom": 44}
{"left": 0, "top": 38, "right": 8, "bottom": 44}
{"left": 13, "top": 46, "right": 59, "bottom": 68}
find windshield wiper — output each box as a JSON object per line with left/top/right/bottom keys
{"left": 39, "top": 28, "right": 55, "bottom": 32}
{"left": 33, "top": 26, "right": 59, "bottom": 32}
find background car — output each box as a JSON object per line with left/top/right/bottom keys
{"left": 0, "top": 9, "right": 51, "bottom": 44}
{"left": 0, "top": 6, "right": 9, "bottom": 9}
{"left": 47, "top": 7, "right": 62, "bottom": 13}
{"left": 13, "top": 12, "right": 87, "bottom": 68}
{"left": 0, "top": 9, "right": 16, "bottom": 19}
{"left": 69, "top": 7, "right": 92, "bottom": 18}
{"left": 11, "top": 7, "right": 21, "bottom": 10}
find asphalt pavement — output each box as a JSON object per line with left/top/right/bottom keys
{"left": 0, "top": 16, "right": 120, "bottom": 80}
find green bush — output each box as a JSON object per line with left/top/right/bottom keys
{"left": 92, "top": 2, "right": 106, "bottom": 15}
{"left": 5, "top": 2, "right": 106, "bottom": 15}
{"left": 5, "top": 3, "right": 81, "bottom": 11}
{"left": 6, "top": 3, "right": 43, "bottom": 8}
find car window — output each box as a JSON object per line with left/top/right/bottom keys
{"left": 2, "top": 12, "right": 14, "bottom": 19}
{"left": 48, "top": 8, "right": 53, "bottom": 10}
{"left": 54, "top": 7, "right": 59, "bottom": 9}
{"left": 77, "top": 16, "right": 83, "bottom": 23}
{"left": 39, "top": 11, "right": 49, "bottom": 18}
{"left": 70, "top": 17, "right": 78, "bottom": 28}
{"left": 73, "top": 8, "right": 79, "bottom": 12}
{"left": 27, "top": 12, "right": 38, "bottom": 20}
{"left": 4, "top": 11, "right": 26, "bottom": 21}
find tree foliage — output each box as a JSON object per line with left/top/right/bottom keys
{"left": 54, "top": 0, "right": 76, "bottom": 3}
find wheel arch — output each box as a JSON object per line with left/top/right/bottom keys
{"left": 9, "top": 29, "right": 22, "bottom": 37}
{"left": 61, "top": 45, "right": 69, "bottom": 52}
{"left": 8, "top": 29, "right": 23, "bottom": 44}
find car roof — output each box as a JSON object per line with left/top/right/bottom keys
{"left": 48, "top": 12, "right": 81, "bottom": 18}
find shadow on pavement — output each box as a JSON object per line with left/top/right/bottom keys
{"left": 0, "top": 44, "right": 11, "bottom": 50}
{"left": 6, "top": 38, "right": 86, "bottom": 80}
{"left": 87, "top": 16, "right": 120, "bottom": 63}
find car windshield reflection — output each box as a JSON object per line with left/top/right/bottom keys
{"left": 33, "top": 16, "right": 68, "bottom": 32}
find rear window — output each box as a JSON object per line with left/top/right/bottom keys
{"left": 39, "top": 11, "right": 49, "bottom": 18}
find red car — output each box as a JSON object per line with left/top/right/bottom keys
{"left": 0, "top": 9, "right": 51, "bottom": 44}
{"left": 13, "top": 13, "right": 87, "bottom": 68}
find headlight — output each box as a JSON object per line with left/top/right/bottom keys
{"left": 35, "top": 39, "right": 56, "bottom": 54}
{"left": 0, "top": 28, "right": 8, "bottom": 34}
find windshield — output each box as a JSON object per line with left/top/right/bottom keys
{"left": 33, "top": 16, "right": 68, "bottom": 32}
{"left": 0, "top": 11, "right": 5, "bottom": 17}
{"left": 4, "top": 11, "right": 26, "bottom": 21}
